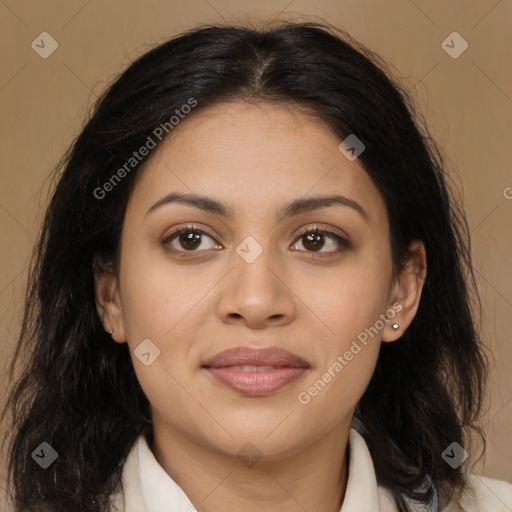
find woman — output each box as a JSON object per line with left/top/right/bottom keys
{"left": 2, "top": 20, "right": 511, "bottom": 512}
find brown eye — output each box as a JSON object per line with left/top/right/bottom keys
{"left": 162, "top": 225, "right": 220, "bottom": 254}
{"left": 176, "top": 230, "right": 202, "bottom": 250}
{"left": 291, "top": 227, "right": 350, "bottom": 254}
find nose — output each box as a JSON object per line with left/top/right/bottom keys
{"left": 216, "top": 241, "right": 296, "bottom": 330}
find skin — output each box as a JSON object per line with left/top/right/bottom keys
{"left": 95, "top": 100, "right": 427, "bottom": 512}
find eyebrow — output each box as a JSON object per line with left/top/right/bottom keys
{"left": 145, "top": 192, "right": 369, "bottom": 223}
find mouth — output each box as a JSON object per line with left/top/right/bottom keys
{"left": 201, "top": 346, "right": 310, "bottom": 397}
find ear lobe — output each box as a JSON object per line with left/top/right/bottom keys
{"left": 93, "top": 254, "right": 127, "bottom": 344}
{"left": 382, "top": 240, "right": 427, "bottom": 342}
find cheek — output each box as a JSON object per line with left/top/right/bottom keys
{"left": 119, "top": 243, "right": 208, "bottom": 341}
{"left": 291, "top": 255, "right": 390, "bottom": 408}
{"left": 118, "top": 245, "right": 226, "bottom": 399}
{"left": 291, "top": 255, "right": 392, "bottom": 346}
{"left": 296, "top": 331, "right": 380, "bottom": 426}
{"left": 119, "top": 258, "right": 206, "bottom": 427}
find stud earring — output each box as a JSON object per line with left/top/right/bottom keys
{"left": 391, "top": 323, "right": 400, "bottom": 330}
{"left": 108, "top": 329, "right": 114, "bottom": 338}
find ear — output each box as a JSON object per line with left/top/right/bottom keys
{"left": 382, "top": 240, "right": 427, "bottom": 342}
{"left": 93, "top": 254, "right": 127, "bottom": 344}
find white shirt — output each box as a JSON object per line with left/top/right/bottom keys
{"left": 110, "top": 427, "right": 512, "bottom": 511}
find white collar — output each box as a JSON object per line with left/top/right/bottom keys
{"left": 106, "top": 425, "right": 512, "bottom": 512}
{"left": 116, "top": 427, "right": 396, "bottom": 512}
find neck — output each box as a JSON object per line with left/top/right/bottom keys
{"left": 150, "top": 422, "right": 351, "bottom": 512}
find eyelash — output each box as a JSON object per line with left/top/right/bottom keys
{"left": 161, "top": 223, "right": 351, "bottom": 258}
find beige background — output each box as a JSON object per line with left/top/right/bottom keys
{"left": 1, "top": 0, "right": 511, "bottom": 509}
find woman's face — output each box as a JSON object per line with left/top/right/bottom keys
{"left": 97, "top": 100, "right": 425, "bottom": 460}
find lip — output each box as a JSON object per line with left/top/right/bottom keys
{"left": 202, "top": 347, "right": 310, "bottom": 397}
{"left": 203, "top": 346, "right": 309, "bottom": 368}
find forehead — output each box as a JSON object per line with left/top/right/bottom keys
{"left": 128, "top": 100, "right": 387, "bottom": 224}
